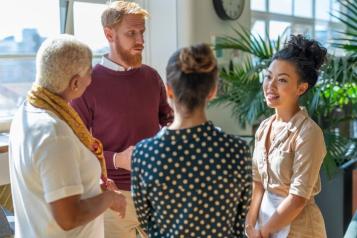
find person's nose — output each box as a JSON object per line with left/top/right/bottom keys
{"left": 268, "top": 77, "right": 277, "bottom": 88}
{"left": 136, "top": 33, "right": 144, "bottom": 45}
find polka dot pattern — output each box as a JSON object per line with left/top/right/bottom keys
{"left": 132, "top": 121, "right": 252, "bottom": 238}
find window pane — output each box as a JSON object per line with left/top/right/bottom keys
{"left": 0, "top": 59, "right": 35, "bottom": 117}
{"left": 251, "top": 0, "right": 266, "bottom": 11}
{"left": 294, "top": 0, "right": 312, "bottom": 18}
{"left": 269, "top": 0, "right": 292, "bottom": 15}
{"left": 315, "top": 0, "right": 331, "bottom": 20}
{"left": 315, "top": 23, "right": 329, "bottom": 46}
{"left": 0, "top": 0, "right": 60, "bottom": 119}
{"left": 269, "top": 21, "right": 291, "bottom": 41}
{"left": 252, "top": 20, "right": 266, "bottom": 39}
{"left": 292, "top": 24, "right": 313, "bottom": 37}
{"left": 73, "top": 2, "right": 108, "bottom": 55}
{"left": 331, "top": 0, "right": 341, "bottom": 22}
{"left": 0, "top": 0, "right": 60, "bottom": 55}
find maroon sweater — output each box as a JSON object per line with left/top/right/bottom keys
{"left": 71, "top": 64, "right": 173, "bottom": 190}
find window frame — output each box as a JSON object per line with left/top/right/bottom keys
{"left": 0, "top": 0, "right": 65, "bottom": 131}
{"left": 0, "top": 0, "right": 110, "bottom": 131}
{"left": 251, "top": 0, "right": 344, "bottom": 42}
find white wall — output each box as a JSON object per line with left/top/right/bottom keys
{"left": 143, "top": 0, "right": 178, "bottom": 78}
{"left": 187, "top": 0, "right": 252, "bottom": 135}
{"left": 145, "top": 0, "right": 252, "bottom": 135}
{"left": 142, "top": 0, "right": 251, "bottom": 135}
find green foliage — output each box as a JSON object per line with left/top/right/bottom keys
{"left": 212, "top": 21, "right": 357, "bottom": 178}
{"left": 331, "top": 0, "right": 357, "bottom": 56}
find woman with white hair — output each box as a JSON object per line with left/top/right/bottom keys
{"left": 9, "top": 34, "right": 126, "bottom": 238}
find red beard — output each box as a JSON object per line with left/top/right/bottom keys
{"left": 116, "top": 43, "right": 143, "bottom": 68}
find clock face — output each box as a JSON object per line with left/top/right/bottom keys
{"left": 213, "top": 0, "right": 245, "bottom": 20}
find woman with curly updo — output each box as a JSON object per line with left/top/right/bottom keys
{"left": 245, "top": 35, "right": 328, "bottom": 238}
{"left": 131, "top": 43, "right": 252, "bottom": 237}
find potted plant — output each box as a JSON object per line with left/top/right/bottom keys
{"left": 210, "top": 1, "right": 357, "bottom": 235}
{"left": 211, "top": 24, "right": 357, "bottom": 179}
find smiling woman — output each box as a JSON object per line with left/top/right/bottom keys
{"left": 245, "top": 35, "right": 328, "bottom": 238}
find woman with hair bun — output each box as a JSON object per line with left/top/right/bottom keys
{"left": 131, "top": 43, "right": 252, "bottom": 237}
{"left": 245, "top": 35, "right": 327, "bottom": 238}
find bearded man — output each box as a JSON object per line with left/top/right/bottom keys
{"left": 71, "top": 2, "right": 173, "bottom": 237}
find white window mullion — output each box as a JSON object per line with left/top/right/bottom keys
{"left": 292, "top": 0, "right": 295, "bottom": 16}
{"left": 312, "top": 0, "right": 316, "bottom": 38}
{"left": 65, "top": 0, "right": 74, "bottom": 35}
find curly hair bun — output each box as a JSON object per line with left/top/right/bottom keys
{"left": 287, "top": 34, "right": 327, "bottom": 70}
{"left": 179, "top": 43, "right": 217, "bottom": 74}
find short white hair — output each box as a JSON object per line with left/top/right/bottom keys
{"left": 35, "top": 34, "right": 92, "bottom": 94}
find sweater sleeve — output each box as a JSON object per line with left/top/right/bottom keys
{"left": 103, "top": 151, "right": 116, "bottom": 170}
{"left": 70, "top": 91, "right": 94, "bottom": 130}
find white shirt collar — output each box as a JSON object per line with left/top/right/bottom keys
{"left": 100, "top": 54, "right": 132, "bottom": 71}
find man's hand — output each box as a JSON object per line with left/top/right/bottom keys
{"left": 114, "top": 146, "right": 134, "bottom": 171}
{"left": 110, "top": 191, "right": 126, "bottom": 218}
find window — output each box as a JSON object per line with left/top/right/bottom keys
{"left": 251, "top": 0, "right": 345, "bottom": 53}
{"left": 269, "top": 0, "right": 292, "bottom": 15}
{"left": 269, "top": 21, "right": 291, "bottom": 40}
{"left": 0, "top": 0, "right": 112, "bottom": 129}
{"left": 251, "top": 0, "right": 266, "bottom": 11}
{"left": 73, "top": 1, "right": 108, "bottom": 65}
{"left": 252, "top": 20, "right": 266, "bottom": 39}
{"left": 294, "top": 0, "right": 312, "bottom": 18}
{"left": 0, "top": 0, "right": 60, "bottom": 120}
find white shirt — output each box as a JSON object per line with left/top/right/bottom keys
{"left": 100, "top": 54, "right": 132, "bottom": 71}
{"left": 9, "top": 102, "right": 104, "bottom": 238}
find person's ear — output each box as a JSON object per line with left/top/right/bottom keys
{"left": 297, "top": 82, "right": 308, "bottom": 96}
{"left": 166, "top": 84, "right": 175, "bottom": 99}
{"left": 207, "top": 84, "right": 218, "bottom": 100}
{"left": 69, "top": 74, "right": 80, "bottom": 92}
{"left": 104, "top": 27, "right": 114, "bottom": 42}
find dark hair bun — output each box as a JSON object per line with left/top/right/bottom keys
{"left": 287, "top": 34, "right": 327, "bottom": 70}
{"left": 179, "top": 43, "right": 217, "bottom": 74}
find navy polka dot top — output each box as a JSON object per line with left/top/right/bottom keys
{"left": 132, "top": 121, "right": 252, "bottom": 238}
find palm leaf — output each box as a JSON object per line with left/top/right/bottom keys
{"left": 331, "top": 0, "right": 357, "bottom": 54}
{"left": 210, "top": 58, "right": 272, "bottom": 127}
{"left": 213, "top": 17, "right": 357, "bottom": 177}
{"left": 323, "top": 131, "right": 357, "bottom": 178}
{"left": 215, "top": 25, "right": 280, "bottom": 59}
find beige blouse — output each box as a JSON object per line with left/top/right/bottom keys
{"left": 252, "top": 108, "right": 327, "bottom": 237}
{"left": 253, "top": 108, "right": 326, "bottom": 198}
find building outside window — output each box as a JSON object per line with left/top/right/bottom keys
{"left": 0, "top": 0, "right": 60, "bottom": 120}
{"left": 0, "top": 0, "right": 109, "bottom": 126}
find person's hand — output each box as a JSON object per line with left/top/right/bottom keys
{"left": 260, "top": 228, "right": 270, "bottom": 238}
{"left": 114, "top": 146, "right": 134, "bottom": 171}
{"left": 245, "top": 225, "right": 262, "bottom": 238}
{"left": 105, "top": 178, "right": 118, "bottom": 191}
{"left": 110, "top": 190, "right": 126, "bottom": 218}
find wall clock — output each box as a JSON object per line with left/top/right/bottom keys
{"left": 213, "top": 0, "right": 245, "bottom": 20}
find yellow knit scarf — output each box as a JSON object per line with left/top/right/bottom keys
{"left": 27, "top": 84, "right": 107, "bottom": 181}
